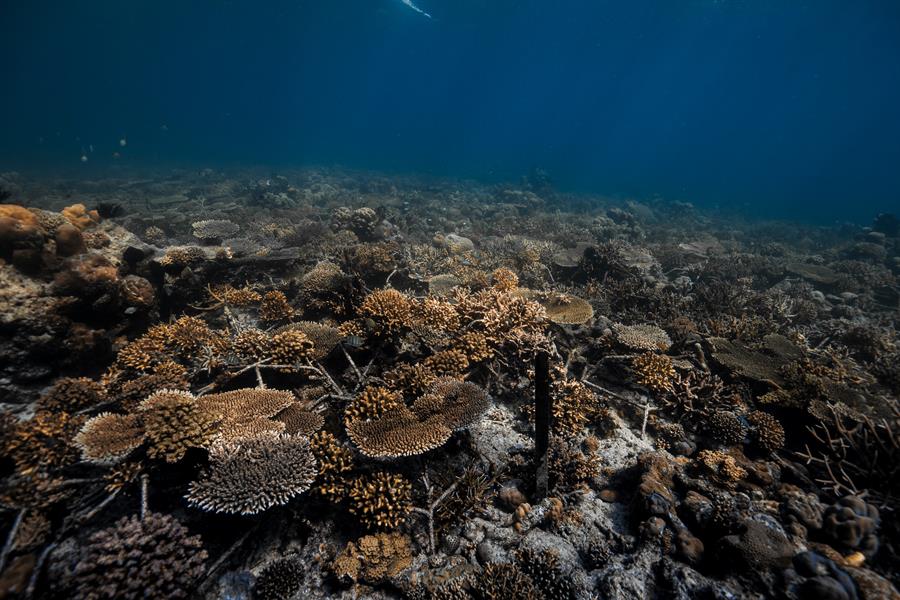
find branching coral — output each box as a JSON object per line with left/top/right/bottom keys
{"left": 260, "top": 290, "right": 294, "bottom": 322}
{"left": 186, "top": 434, "right": 317, "bottom": 515}
{"left": 490, "top": 267, "right": 520, "bottom": 291}
{"left": 344, "top": 386, "right": 403, "bottom": 425}
{"left": 276, "top": 321, "right": 343, "bottom": 360}
{"left": 138, "top": 390, "right": 219, "bottom": 462}
{"left": 525, "top": 376, "right": 597, "bottom": 436}
{"left": 310, "top": 431, "right": 354, "bottom": 501}
{"left": 63, "top": 512, "right": 207, "bottom": 600}
{"left": 5, "top": 410, "right": 84, "bottom": 475}
{"left": 268, "top": 329, "right": 313, "bottom": 366}
{"left": 631, "top": 351, "right": 676, "bottom": 393}
{"left": 37, "top": 376, "right": 107, "bottom": 412}
{"left": 359, "top": 288, "right": 413, "bottom": 335}
{"left": 348, "top": 471, "right": 413, "bottom": 529}
{"left": 746, "top": 410, "right": 785, "bottom": 454}
{"left": 255, "top": 556, "right": 305, "bottom": 600}
{"left": 708, "top": 410, "right": 747, "bottom": 446}
{"left": 74, "top": 412, "right": 145, "bottom": 464}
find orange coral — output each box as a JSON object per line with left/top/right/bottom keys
{"left": 61, "top": 203, "right": 100, "bottom": 230}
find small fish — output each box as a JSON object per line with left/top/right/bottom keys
{"left": 161, "top": 124, "right": 168, "bottom": 131}
{"left": 113, "top": 151, "right": 121, "bottom": 159}
{"left": 400, "top": 0, "right": 431, "bottom": 18}
{"left": 119, "top": 136, "right": 127, "bottom": 147}
{"left": 89, "top": 144, "right": 94, "bottom": 153}
{"left": 80, "top": 154, "right": 88, "bottom": 163}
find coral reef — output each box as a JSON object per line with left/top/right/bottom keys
{"left": 2, "top": 169, "right": 898, "bottom": 600}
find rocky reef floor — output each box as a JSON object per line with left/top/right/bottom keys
{"left": 0, "top": 168, "right": 898, "bottom": 599}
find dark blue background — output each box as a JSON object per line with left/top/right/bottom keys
{"left": 2, "top": 1, "right": 899, "bottom": 222}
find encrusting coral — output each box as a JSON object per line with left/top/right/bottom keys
{"left": 185, "top": 434, "right": 317, "bottom": 515}
{"left": 332, "top": 532, "right": 413, "bottom": 584}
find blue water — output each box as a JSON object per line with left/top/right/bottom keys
{"left": 2, "top": 0, "right": 899, "bottom": 223}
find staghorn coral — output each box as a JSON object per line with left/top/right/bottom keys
{"left": 63, "top": 512, "right": 207, "bottom": 600}
{"left": 37, "top": 376, "right": 107, "bottom": 412}
{"left": 490, "top": 267, "right": 520, "bottom": 291}
{"left": 453, "top": 331, "right": 494, "bottom": 363}
{"left": 348, "top": 471, "right": 413, "bottom": 529}
{"left": 260, "top": 290, "right": 294, "bottom": 322}
{"left": 631, "top": 351, "right": 676, "bottom": 393}
{"left": 74, "top": 412, "right": 145, "bottom": 464}
{"left": 254, "top": 556, "right": 305, "bottom": 600}
{"left": 359, "top": 288, "right": 413, "bottom": 335}
{"left": 186, "top": 434, "right": 317, "bottom": 515}
{"left": 138, "top": 390, "right": 219, "bottom": 463}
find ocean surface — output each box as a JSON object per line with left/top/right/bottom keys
{"left": 2, "top": 0, "right": 899, "bottom": 223}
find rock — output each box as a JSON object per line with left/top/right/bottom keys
{"left": 718, "top": 515, "right": 795, "bottom": 570}
{"left": 822, "top": 495, "right": 880, "bottom": 557}
{"left": 54, "top": 223, "right": 85, "bottom": 256}
{"left": 444, "top": 233, "right": 474, "bottom": 254}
